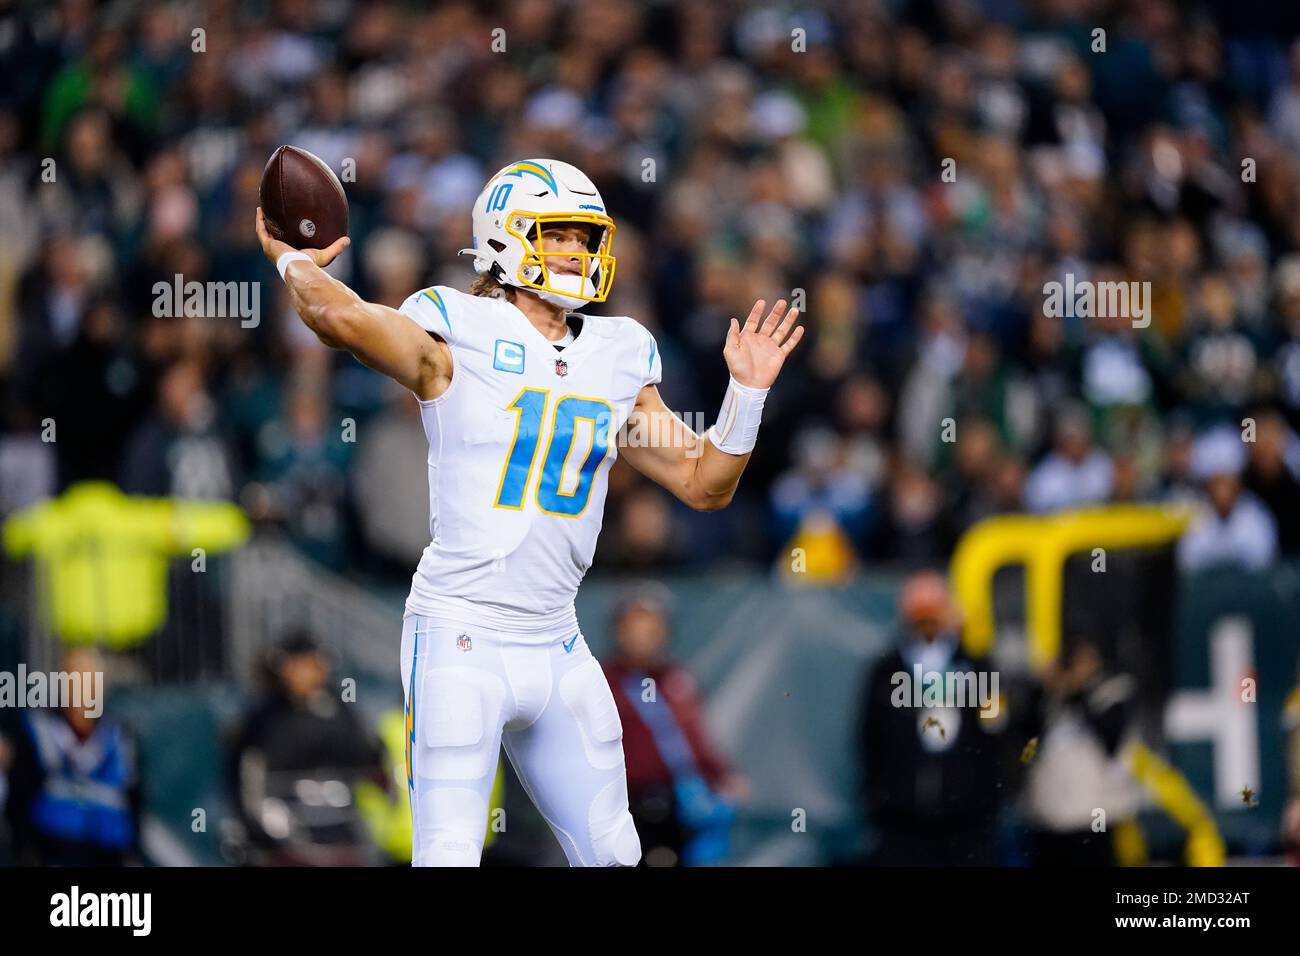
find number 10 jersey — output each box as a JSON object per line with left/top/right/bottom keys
{"left": 398, "top": 285, "right": 662, "bottom": 638}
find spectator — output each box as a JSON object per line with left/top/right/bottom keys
{"left": 769, "top": 426, "right": 873, "bottom": 555}
{"left": 1274, "top": 256, "right": 1300, "bottom": 432}
{"left": 1176, "top": 273, "right": 1265, "bottom": 421}
{"left": 3, "top": 647, "right": 145, "bottom": 866}
{"left": 1158, "top": 416, "right": 1201, "bottom": 504}
{"left": 596, "top": 481, "right": 692, "bottom": 571}
{"left": 1023, "top": 405, "right": 1114, "bottom": 513}
{"left": 940, "top": 417, "right": 1007, "bottom": 537}
{"left": 120, "top": 359, "right": 238, "bottom": 500}
{"left": 0, "top": 420, "right": 55, "bottom": 515}
{"left": 1177, "top": 427, "right": 1279, "bottom": 572}
{"left": 602, "top": 587, "right": 745, "bottom": 867}
{"left": 1241, "top": 411, "right": 1300, "bottom": 555}
{"left": 858, "top": 571, "right": 1006, "bottom": 865}
{"left": 1019, "top": 637, "right": 1140, "bottom": 866}
{"left": 227, "top": 631, "right": 385, "bottom": 866}
{"left": 882, "top": 460, "right": 948, "bottom": 564}
{"left": 352, "top": 387, "right": 434, "bottom": 575}
{"left": 36, "top": 300, "right": 153, "bottom": 490}
{"left": 252, "top": 383, "right": 351, "bottom": 570}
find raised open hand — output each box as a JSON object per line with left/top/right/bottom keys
{"left": 723, "top": 298, "right": 804, "bottom": 389}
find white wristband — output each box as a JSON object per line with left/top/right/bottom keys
{"left": 707, "top": 376, "right": 769, "bottom": 455}
{"left": 276, "top": 250, "right": 312, "bottom": 281}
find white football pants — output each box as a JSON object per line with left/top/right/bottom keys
{"left": 399, "top": 612, "right": 642, "bottom": 867}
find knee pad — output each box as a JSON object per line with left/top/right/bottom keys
{"left": 415, "top": 666, "right": 505, "bottom": 782}
{"left": 412, "top": 788, "right": 489, "bottom": 867}
{"left": 409, "top": 667, "right": 503, "bottom": 867}
{"left": 558, "top": 659, "right": 625, "bottom": 772}
{"left": 589, "top": 777, "right": 642, "bottom": 867}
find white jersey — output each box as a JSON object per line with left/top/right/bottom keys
{"left": 397, "top": 285, "right": 662, "bottom": 637}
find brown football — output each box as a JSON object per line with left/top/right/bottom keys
{"left": 259, "top": 145, "right": 349, "bottom": 250}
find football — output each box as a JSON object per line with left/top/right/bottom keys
{"left": 259, "top": 145, "right": 349, "bottom": 250}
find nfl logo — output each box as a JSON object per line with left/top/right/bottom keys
{"left": 554, "top": 357, "right": 568, "bottom": 377}
{"left": 456, "top": 633, "right": 472, "bottom": 652}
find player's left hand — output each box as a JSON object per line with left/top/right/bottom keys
{"left": 724, "top": 298, "right": 804, "bottom": 389}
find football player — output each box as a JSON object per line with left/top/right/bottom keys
{"left": 256, "top": 158, "right": 802, "bottom": 866}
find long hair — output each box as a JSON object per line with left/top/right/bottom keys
{"left": 469, "top": 272, "right": 516, "bottom": 301}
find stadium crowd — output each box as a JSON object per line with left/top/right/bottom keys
{"left": 1, "top": 0, "right": 1300, "bottom": 582}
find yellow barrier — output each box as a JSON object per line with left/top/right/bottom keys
{"left": 951, "top": 505, "right": 1192, "bottom": 669}
{"left": 1128, "top": 742, "right": 1226, "bottom": 866}
{"left": 950, "top": 504, "right": 1223, "bottom": 865}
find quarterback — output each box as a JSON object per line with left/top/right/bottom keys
{"left": 255, "top": 158, "right": 802, "bottom": 866}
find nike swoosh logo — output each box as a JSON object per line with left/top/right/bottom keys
{"left": 563, "top": 634, "right": 579, "bottom": 653}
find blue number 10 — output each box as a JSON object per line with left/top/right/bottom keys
{"left": 494, "top": 389, "right": 613, "bottom": 517}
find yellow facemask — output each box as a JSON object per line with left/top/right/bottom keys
{"left": 504, "top": 210, "right": 617, "bottom": 303}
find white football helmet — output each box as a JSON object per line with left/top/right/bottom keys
{"left": 460, "top": 158, "right": 617, "bottom": 309}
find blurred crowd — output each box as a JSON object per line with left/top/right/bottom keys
{"left": 0, "top": 586, "right": 748, "bottom": 867}
{"left": 3, "top": 0, "right": 1300, "bottom": 583}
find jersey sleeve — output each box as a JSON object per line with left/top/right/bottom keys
{"left": 398, "top": 285, "right": 459, "bottom": 345}
{"left": 641, "top": 326, "right": 662, "bottom": 389}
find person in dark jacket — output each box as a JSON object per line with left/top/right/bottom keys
{"left": 228, "top": 631, "right": 385, "bottom": 865}
{"left": 858, "top": 570, "right": 1007, "bottom": 865}
{"left": 1242, "top": 410, "right": 1300, "bottom": 556}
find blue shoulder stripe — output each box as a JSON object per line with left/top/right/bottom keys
{"left": 647, "top": 335, "right": 657, "bottom": 375}
{"left": 419, "top": 288, "right": 451, "bottom": 330}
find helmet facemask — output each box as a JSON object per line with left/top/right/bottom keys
{"left": 505, "top": 210, "right": 617, "bottom": 309}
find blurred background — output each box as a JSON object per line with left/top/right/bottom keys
{"left": 1, "top": 0, "right": 1300, "bottom": 866}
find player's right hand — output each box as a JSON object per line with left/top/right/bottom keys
{"left": 256, "top": 206, "right": 350, "bottom": 268}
